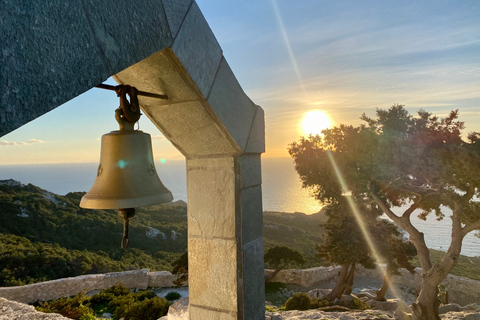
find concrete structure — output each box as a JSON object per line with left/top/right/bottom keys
{"left": 1, "top": 1, "right": 265, "bottom": 319}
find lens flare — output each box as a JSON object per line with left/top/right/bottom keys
{"left": 327, "top": 151, "right": 401, "bottom": 301}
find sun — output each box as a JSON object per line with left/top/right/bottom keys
{"left": 301, "top": 110, "right": 332, "bottom": 135}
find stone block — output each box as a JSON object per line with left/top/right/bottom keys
{"left": 242, "top": 238, "right": 266, "bottom": 320}
{"left": 208, "top": 58, "right": 257, "bottom": 151}
{"left": 145, "top": 100, "right": 237, "bottom": 157}
{"left": 0, "top": 0, "right": 108, "bottom": 136}
{"left": 241, "top": 186, "right": 263, "bottom": 245}
{"left": 239, "top": 154, "right": 262, "bottom": 188}
{"left": 162, "top": 0, "right": 193, "bottom": 38}
{"left": 245, "top": 106, "right": 266, "bottom": 153}
{"left": 187, "top": 158, "right": 236, "bottom": 238}
{"left": 171, "top": 2, "right": 223, "bottom": 98}
{"left": 103, "top": 269, "right": 149, "bottom": 290}
{"left": 147, "top": 271, "right": 178, "bottom": 288}
{"left": 167, "top": 297, "right": 189, "bottom": 320}
{"left": 189, "top": 305, "right": 237, "bottom": 320}
{"left": 188, "top": 237, "right": 237, "bottom": 312}
{"left": 82, "top": 0, "right": 173, "bottom": 74}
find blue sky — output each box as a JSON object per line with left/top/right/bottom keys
{"left": 1, "top": 0, "right": 479, "bottom": 164}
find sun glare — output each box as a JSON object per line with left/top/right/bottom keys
{"left": 301, "top": 110, "right": 331, "bottom": 135}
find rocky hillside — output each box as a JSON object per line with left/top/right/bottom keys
{"left": 0, "top": 180, "right": 325, "bottom": 286}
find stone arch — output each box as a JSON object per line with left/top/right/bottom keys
{"left": 1, "top": 1, "right": 265, "bottom": 319}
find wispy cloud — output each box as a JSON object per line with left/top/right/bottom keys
{"left": 151, "top": 135, "right": 166, "bottom": 141}
{"left": 28, "top": 139, "right": 44, "bottom": 144}
{"left": 0, "top": 139, "right": 43, "bottom": 146}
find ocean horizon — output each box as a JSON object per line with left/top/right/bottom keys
{"left": 0, "top": 157, "right": 478, "bottom": 257}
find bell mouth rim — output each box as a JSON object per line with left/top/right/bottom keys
{"left": 106, "top": 130, "right": 147, "bottom": 135}
{"left": 79, "top": 192, "right": 173, "bottom": 209}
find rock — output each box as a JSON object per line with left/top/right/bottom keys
{"left": 167, "top": 297, "right": 189, "bottom": 320}
{"left": 355, "top": 290, "right": 377, "bottom": 300}
{"left": 465, "top": 314, "right": 480, "bottom": 320}
{"left": 306, "top": 288, "right": 330, "bottom": 298}
{"left": 101, "top": 312, "right": 112, "bottom": 318}
{"left": 145, "top": 227, "right": 166, "bottom": 239}
{"left": 0, "top": 297, "right": 69, "bottom": 319}
{"left": 373, "top": 300, "right": 401, "bottom": 311}
{"left": 439, "top": 303, "right": 461, "bottom": 314}
{"left": 394, "top": 307, "right": 412, "bottom": 320}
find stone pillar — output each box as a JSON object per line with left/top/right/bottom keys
{"left": 187, "top": 154, "right": 264, "bottom": 320}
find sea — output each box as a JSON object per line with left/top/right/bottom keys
{"left": 0, "top": 157, "right": 478, "bottom": 257}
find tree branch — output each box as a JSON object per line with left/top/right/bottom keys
{"left": 462, "top": 218, "right": 480, "bottom": 238}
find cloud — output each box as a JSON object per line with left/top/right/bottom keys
{"left": 28, "top": 139, "right": 44, "bottom": 144}
{"left": 0, "top": 139, "right": 43, "bottom": 146}
{"left": 0, "top": 140, "right": 27, "bottom": 146}
{"left": 151, "top": 135, "right": 166, "bottom": 141}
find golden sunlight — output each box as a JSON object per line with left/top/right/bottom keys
{"left": 301, "top": 110, "right": 331, "bottom": 135}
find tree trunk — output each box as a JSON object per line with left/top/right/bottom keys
{"left": 327, "top": 263, "right": 354, "bottom": 300}
{"left": 412, "top": 283, "right": 441, "bottom": 320}
{"left": 376, "top": 265, "right": 392, "bottom": 301}
{"left": 411, "top": 202, "right": 465, "bottom": 320}
{"left": 344, "top": 262, "right": 355, "bottom": 295}
{"left": 265, "top": 266, "right": 284, "bottom": 283}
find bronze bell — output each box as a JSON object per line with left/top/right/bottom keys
{"left": 80, "top": 85, "right": 172, "bottom": 248}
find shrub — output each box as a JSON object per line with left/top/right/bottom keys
{"left": 284, "top": 292, "right": 312, "bottom": 311}
{"left": 165, "top": 291, "right": 182, "bottom": 301}
{"left": 121, "top": 297, "right": 170, "bottom": 320}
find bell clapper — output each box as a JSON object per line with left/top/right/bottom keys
{"left": 118, "top": 208, "right": 136, "bottom": 249}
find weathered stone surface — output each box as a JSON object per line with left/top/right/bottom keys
{"left": 167, "top": 297, "right": 189, "bottom": 320}
{"left": 162, "top": 0, "right": 193, "bottom": 38}
{"left": 189, "top": 305, "right": 236, "bottom": 320}
{"left": 145, "top": 100, "right": 238, "bottom": 157}
{"left": 0, "top": 0, "right": 107, "bottom": 136}
{"left": 243, "top": 238, "right": 266, "bottom": 320}
{"left": 240, "top": 185, "right": 263, "bottom": 245}
{"left": 0, "top": 269, "right": 149, "bottom": 304}
{"left": 0, "top": 297, "right": 68, "bottom": 319}
{"left": 267, "top": 266, "right": 342, "bottom": 287}
{"left": 171, "top": 2, "right": 223, "bottom": 98}
{"left": 440, "top": 304, "right": 462, "bottom": 314}
{"left": 245, "top": 106, "right": 266, "bottom": 153}
{"left": 188, "top": 237, "right": 237, "bottom": 312}
{"left": 82, "top": 0, "right": 173, "bottom": 74}
{"left": 148, "top": 271, "right": 178, "bottom": 288}
{"left": 187, "top": 157, "right": 236, "bottom": 238}
{"left": 444, "top": 274, "right": 480, "bottom": 306}
{"left": 239, "top": 153, "right": 262, "bottom": 188}
{"left": 208, "top": 58, "right": 257, "bottom": 150}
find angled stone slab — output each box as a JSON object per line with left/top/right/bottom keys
{"left": 171, "top": 2, "right": 223, "bottom": 98}
{"left": 82, "top": 0, "right": 173, "bottom": 75}
{"left": 142, "top": 100, "right": 238, "bottom": 157}
{"left": 208, "top": 58, "right": 258, "bottom": 152}
{"left": 162, "top": 0, "right": 194, "bottom": 38}
{"left": 245, "top": 106, "right": 266, "bottom": 153}
{"left": 0, "top": 0, "right": 107, "bottom": 136}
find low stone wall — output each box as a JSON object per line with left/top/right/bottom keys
{"left": 0, "top": 269, "right": 183, "bottom": 304}
{"left": 268, "top": 265, "right": 480, "bottom": 305}
{"left": 1, "top": 266, "right": 478, "bottom": 306}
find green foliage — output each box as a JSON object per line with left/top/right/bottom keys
{"left": 35, "top": 293, "right": 96, "bottom": 320}
{"left": 35, "top": 283, "right": 169, "bottom": 320}
{"left": 284, "top": 292, "right": 311, "bottom": 311}
{"left": 289, "top": 105, "right": 480, "bottom": 307}
{"left": 165, "top": 291, "right": 181, "bottom": 301}
{"left": 264, "top": 246, "right": 305, "bottom": 270}
{"left": 0, "top": 182, "right": 188, "bottom": 286}
{"left": 171, "top": 250, "right": 188, "bottom": 287}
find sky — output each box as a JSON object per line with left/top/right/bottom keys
{"left": 1, "top": 0, "right": 480, "bottom": 165}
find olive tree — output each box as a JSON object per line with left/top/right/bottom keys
{"left": 289, "top": 105, "right": 480, "bottom": 320}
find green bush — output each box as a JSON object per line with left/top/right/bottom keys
{"left": 284, "top": 292, "right": 312, "bottom": 311}
{"left": 165, "top": 291, "right": 182, "bottom": 301}
{"left": 35, "top": 293, "right": 95, "bottom": 320}
{"left": 121, "top": 297, "right": 170, "bottom": 320}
